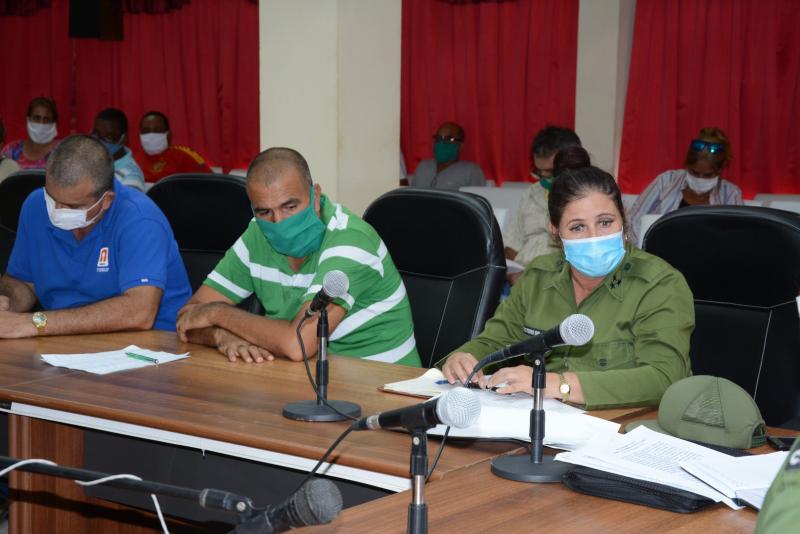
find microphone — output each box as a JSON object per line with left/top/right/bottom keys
{"left": 473, "top": 314, "right": 594, "bottom": 374}
{"left": 351, "top": 388, "right": 481, "bottom": 431}
{"left": 230, "top": 478, "right": 343, "bottom": 534}
{"left": 306, "top": 270, "right": 349, "bottom": 316}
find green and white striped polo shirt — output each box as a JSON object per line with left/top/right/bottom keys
{"left": 204, "top": 195, "right": 421, "bottom": 367}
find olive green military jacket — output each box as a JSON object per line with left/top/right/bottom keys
{"left": 756, "top": 438, "right": 800, "bottom": 533}
{"left": 450, "top": 247, "right": 694, "bottom": 409}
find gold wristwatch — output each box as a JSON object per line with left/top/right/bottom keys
{"left": 558, "top": 373, "right": 570, "bottom": 403}
{"left": 32, "top": 311, "right": 47, "bottom": 335}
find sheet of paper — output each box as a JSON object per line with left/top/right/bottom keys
{"left": 735, "top": 488, "right": 768, "bottom": 510}
{"left": 556, "top": 426, "right": 740, "bottom": 508}
{"left": 680, "top": 451, "right": 788, "bottom": 499}
{"left": 41, "top": 344, "right": 190, "bottom": 375}
{"left": 381, "top": 368, "right": 452, "bottom": 398}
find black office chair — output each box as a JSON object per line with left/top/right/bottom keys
{"left": 147, "top": 173, "right": 253, "bottom": 292}
{"left": 0, "top": 170, "right": 46, "bottom": 232}
{"left": 363, "top": 187, "right": 506, "bottom": 368}
{"left": 643, "top": 206, "right": 800, "bottom": 427}
{"left": 0, "top": 224, "right": 15, "bottom": 274}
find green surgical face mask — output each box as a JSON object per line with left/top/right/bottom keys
{"left": 254, "top": 186, "right": 326, "bottom": 258}
{"left": 433, "top": 141, "right": 459, "bottom": 164}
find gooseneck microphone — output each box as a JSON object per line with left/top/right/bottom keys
{"left": 230, "top": 478, "right": 343, "bottom": 534}
{"left": 473, "top": 314, "right": 595, "bottom": 375}
{"left": 306, "top": 270, "right": 349, "bottom": 316}
{"left": 351, "top": 388, "right": 481, "bottom": 431}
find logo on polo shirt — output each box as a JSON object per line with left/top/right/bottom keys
{"left": 97, "top": 247, "right": 110, "bottom": 272}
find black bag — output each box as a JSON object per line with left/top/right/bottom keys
{"left": 561, "top": 465, "right": 716, "bottom": 513}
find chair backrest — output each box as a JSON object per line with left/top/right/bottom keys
{"left": 0, "top": 224, "right": 15, "bottom": 274}
{"left": 147, "top": 173, "right": 253, "bottom": 291}
{"left": 643, "top": 206, "right": 800, "bottom": 426}
{"left": 363, "top": 188, "right": 506, "bottom": 368}
{"left": 459, "top": 186, "right": 525, "bottom": 232}
{"left": 0, "top": 170, "right": 46, "bottom": 232}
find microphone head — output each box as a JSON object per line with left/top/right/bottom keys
{"left": 435, "top": 388, "right": 481, "bottom": 428}
{"left": 559, "top": 314, "right": 594, "bottom": 346}
{"left": 293, "top": 478, "right": 343, "bottom": 526}
{"left": 322, "top": 270, "right": 350, "bottom": 299}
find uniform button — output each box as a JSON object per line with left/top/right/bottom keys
{"left": 598, "top": 358, "right": 607, "bottom": 367}
{"left": 623, "top": 263, "right": 631, "bottom": 271}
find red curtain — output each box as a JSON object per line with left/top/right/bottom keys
{"left": 0, "top": 0, "right": 258, "bottom": 172}
{"left": 401, "top": 0, "right": 579, "bottom": 185}
{"left": 618, "top": 0, "right": 800, "bottom": 198}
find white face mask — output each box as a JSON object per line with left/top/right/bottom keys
{"left": 140, "top": 132, "right": 169, "bottom": 155}
{"left": 45, "top": 190, "right": 108, "bottom": 231}
{"left": 27, "top": 120, "right": 57, "bottom": 144}
{"left": 685, "top": 171, "right": 719, "bottom": 194}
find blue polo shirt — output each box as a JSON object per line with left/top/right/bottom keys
{"left": 7, "top": 179, "right": 191, "bottom": 331}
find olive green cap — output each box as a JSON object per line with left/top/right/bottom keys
{"left": 625, "top": 375, "right": 767, "bottom": 449}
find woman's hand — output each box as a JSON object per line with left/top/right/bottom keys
{"left": 442, "top": 352, "right": 482, "bottom": 385}
{"left": 479, "top": 365, "right": 533, "bottom": 394}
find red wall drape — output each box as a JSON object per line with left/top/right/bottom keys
{"left": 618, "top": 0, "right": 800, "bottom": 198}
{"left": 0, "top": 0, "right": 258, "bottom": 172}
{"left": 401, "top": 0, "right": 579, "bottom": 185}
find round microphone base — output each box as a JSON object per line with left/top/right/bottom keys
{"left": 490, "top": 454, "right": 572, "bottom": 483}
{"left": 283, "top": 400, "right": 361, "bottom": 422}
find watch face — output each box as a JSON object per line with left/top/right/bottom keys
{"left": 560, "top": 383, "right": 570, "bottom": 394}
{"left": 33, "top": 312, "right": 46, "bottom": 327}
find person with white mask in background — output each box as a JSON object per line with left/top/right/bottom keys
{"left": 627, "top": 127, "right": 743, "bottom": 244}
{"left": 133, "top": 110, "right": 212, "bottom": 184}
{"left": 1, "top": 96, "right": 61, "bottom": 170}
{"left": 0, "top": 135, "right": 191, "bottom": 338}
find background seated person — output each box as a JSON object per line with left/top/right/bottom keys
{"left": 441, "top": 147, "right": 694, "bottom": 409}
{"left": 91, "top": 108, "right": 146, "bottom": 191}
{"left": 504, "top": 125, "right": 582, "bottom": 283}
{"left": 628, "top": 126, "right": 743, "bottom": 244}
{"left": 409, "top": 121, "right": 486, "bottom": 190}
{"left": 0, "top": 135, "right": 192, "bottom": 337}
{"left": 176, "top": 147, "right": 421, "bottom": 367}
{"left": 134, "top": 111, "right": 212, "bottom": 183}
{"left": 0, "top": 118, "right": 20, "bottom": 183}
{"left": 1, "top": 96, "right": 60, "bottom": 170}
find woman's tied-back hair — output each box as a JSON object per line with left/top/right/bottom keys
{"left": 548, "top": 145, "right": 627, "bottom": 240}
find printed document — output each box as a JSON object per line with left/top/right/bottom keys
{"left": 42, "top": 344, "right": 190, "bottom": 375}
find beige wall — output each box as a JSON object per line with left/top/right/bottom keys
{"left": 575, "top": 0, "right": 636, "bottom": 175}
{"left": 259, "top": 1, "right": 636, "bottom": 209}
{"left": 260, "top": 0, "right": 401, "bottom": 215}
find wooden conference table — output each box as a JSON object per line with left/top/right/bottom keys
{"left": 0, "top": 331, "right": 758, "bottom": 533}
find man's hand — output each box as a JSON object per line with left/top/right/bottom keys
{"left": 442, "top": 352, "right": 482, "bottom": 385}
{"left": 0, "top": 311, "right": 36, "bottom": 339}
{"left": 0, "top": 296, "right": 10, "bottom": 311}
{"left": 215, "top": 329, "right": 275, "bottom": 363}
{"left": 176, "top": 302, "right": 222, "bottom": 341}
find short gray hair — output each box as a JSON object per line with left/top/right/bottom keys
{"left": 47, "top": 135, "right": 114, "bottom": 195}
{"left": 247, "top": 147, "right": 312, "bottom": 187}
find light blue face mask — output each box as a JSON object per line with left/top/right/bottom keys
{"left": 562, "top": 231, "right": 625, "bottom": 278}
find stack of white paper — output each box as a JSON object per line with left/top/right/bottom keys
{"left": 41, "top": 344, "right": 190, "bottom": 375}
{"left": 382, "top": 368, "right": 454, "bottom": 398}
{"left": 427, "top": 389, "right": 620, "bottom": 450}
{"left": 556, "top": 426, "right": 741, "bottom": 508}
{"left": 680, "top": 451, "right": 788, "bottom": 509}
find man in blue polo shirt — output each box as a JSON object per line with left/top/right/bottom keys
{"left": 0, "top": 135, "right": 191, "bottom": 337}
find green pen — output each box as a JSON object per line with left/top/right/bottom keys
{"left": 125, "top": 352, "right": 159, "bottom": 365}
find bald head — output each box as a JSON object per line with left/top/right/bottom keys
{"left": 46, "top": 135, "right": 114, "bottom": 194}
{"left": 247, "top": 147, "right": 312, "bottom": 188}
{"left": 436, "top": 122, "right": 464, "bottom": 142}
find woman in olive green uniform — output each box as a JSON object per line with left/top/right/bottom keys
{"left": 442, "top": 147, "right": 695, "bottom": 409}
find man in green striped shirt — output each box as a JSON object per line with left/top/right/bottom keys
{"left": 176, "top": 147, "right": 420, "bottom": 367}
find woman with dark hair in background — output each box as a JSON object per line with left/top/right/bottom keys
{"left": 627, "top": 127, "right": 743, "bottom": 244}
{"left": 441, "top": 146, "right": 695, "bottom": 409}
{"left": 1, "top": 96, "right": 61, "bottom": 170}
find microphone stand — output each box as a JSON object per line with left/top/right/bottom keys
{"left": 490, "top": 353, "right": 572, "bottom": 482}
{"left": 0, "top": 455, "right": 257, "bottom": 523}
{"left": 283, "top": 306, "right": 361, "bottom": 422}
{"left": 407, "top": 429, "right": 428, "bottom": 534}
